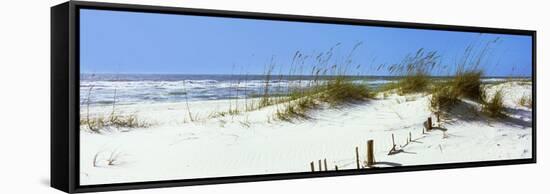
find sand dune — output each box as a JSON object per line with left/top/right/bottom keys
{"left": 79, "top": 81, "right": 532, "bottom": 185}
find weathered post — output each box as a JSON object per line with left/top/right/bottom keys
{"left": 367, "top": 140, "right": 374, "bottom": 167}
{"left": 335, "top": 165, "right": 339, "bottom": 171}
{"left": 391, "top": 134, "right": 396, "bottom": 151}
{"left": 409, "top": 132, "right": 412, "bottom": 142}
{"left": 355, "top": 146, "right": 360, "bottom": 169}
{"left": 318, "top": 160, "right": 322, "bottom": 171}
{"left": 324, "top": 159, "right": 328, "bottom": 171}
{"left": 310, "top": 161, "right": 314, "bottom": 172}
{"left": 427, "top": 117, "right": 432, "bottom": 131}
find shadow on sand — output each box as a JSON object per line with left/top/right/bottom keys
{"left": 441, "top": 100, "right": 531, "bottom": 129}
{"left": 388, "top": 149, "right": 417, "bottom": 155}
{"left": 375, "top": 161, "right": 403, "bottom": 167}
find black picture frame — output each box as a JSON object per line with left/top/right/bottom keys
{"left": 51, "top": 1, "right": 536, "bottom": 193}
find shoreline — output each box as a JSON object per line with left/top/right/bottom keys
{"left": 78, "top": 76, "right": 532, "bottom": 107}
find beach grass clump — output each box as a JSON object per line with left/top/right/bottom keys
{"left": 208, "top": 44, "right": 372, "bottom": 122}
{"left": 429, "top": 85, "right": 460, "bottom": 113}
{"left": 385, "top": 48, "right": 439, "bottom": 95}
{"left": 446, "top": 37, "right": 503, "bottom": 101}
{"left": 81, "top": 113, "right": 150, "bottom": 133}
{"left": 450, "top": 70, "right": 484, "bottom": 101}
{"left": 81, "top": 76, "right": 150, "bottom": 132}
{"left": 426, "top": 38, "right": 498, "bottom": 114}
{"left": 518, "top": 94, "right": 532, "bottom": 108}
{"left": 209, "top": 107, "right": 243, "bottom": 119}
{"left": 428, "top": 70, "right": 483, "bottom": 113}
{"left": 397, "top": 72, "right": 430, "bottom": 94}
{"left": 259, "top": 62, "right": 276, "bottom": 108}
{"left": 108, "top": 114, "right": 150, "bottom": 128}
{"left": 482, "top": 90, "right": 505, "bottom": 118}
{"left": 80, "top": 117, "right": 106, "bottom": 133}
{"left": 275, "top": 76, "right": 370, "bottom": 121}
{"left": 319, "top": 77, "right": 371, "bottom": 106}
{"left": 275, "top": 97, "right": 316, "bottom": 121}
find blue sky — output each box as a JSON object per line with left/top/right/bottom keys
{"left": 80, "top": 9, "right": 532, "bottom": 77}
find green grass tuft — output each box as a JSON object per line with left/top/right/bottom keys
{"left": 429, "top": 85, "right": 460, "bottom": 113}
{"left": 518, "top": 94, "right": 532, "bottom": 108}
{"left": 81, "top": 113, "right": 150, "bottom": 133}
{"left": 428, "top": 70, "right": 484, "bottom": 114}
{"left": 397, "top": 72, "right": 430, "bottom": 94}
{"left": 275, "top": 98, "right": 314, "bottom": 121}
{"left": 482, "top": 90, "right": 505, "bottom": 118}
{"left": 450, "top": 70, "right": 483, "bottom": 101}
{"left": 381, "top": 48, "right": 439, "bottom": 95}
{"left": 319, "top": 77, "right": 371, "bottom": 106}
{"left": 275, "top": 76, "right": 370, "bottom": 121}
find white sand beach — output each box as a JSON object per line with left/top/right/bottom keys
{"left": 79, "top": 81, "right": 532, "bottom": 185}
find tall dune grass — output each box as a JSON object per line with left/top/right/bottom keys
{"left": 80, "top": 74, "right": 151, "bottom": 132}
{"left": 450, "top": 70, "right": 483, "bottom": 101}
{"left": 429, "top": 85, "right": 460, "bottom": 113}
{"left": 385, "top": 48, "right": 440, "bottom": 94}
{"left": 429, "top": 38, "right": 500, "bottom": 113}
{"left": 518, "top": 94, "right": 532, "bottom": 108}
{"left": 206, "top": 43, "right": 371, "bottom": 122}
{"left": 275, "top": 75, "right": 371, "bottom": 121}
{"left": 482, "top": 90, "right": 505, "bottom": 118}
{"left": 273, "top": 43, "right": 371, "bottom": 121}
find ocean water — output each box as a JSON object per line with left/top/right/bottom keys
{"left": 79, "top": 74, "right": 520, "bottom": 106}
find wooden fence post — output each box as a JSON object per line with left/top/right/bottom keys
{"left": 324, "top": 159, "right": 328, "bottom": 171}
{"left": 427, "top": 117, "right": 432, "bottom": 131}
{"left": 391, "top": 134, "right": 396, "bottom": 151}
{"left": 367, "top": 140, "right": 374, "bottom": 167}
{"left": 310, "top": 161, "right": 314, "bottom": 172}
{"left": 335, "top": 165, "right": 339, "bottom": 171}
{"left": 318, "top": 160, "right": 322, "bottom": 171}
{"left": 409, "top": 132, "right": 412, "bottom": 142}
{"left": 355, "top": 146, "right": 360, "bottom": 169}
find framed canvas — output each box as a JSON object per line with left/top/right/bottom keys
{"left": 51, "top": 1, "right": 536, "bottom": 193}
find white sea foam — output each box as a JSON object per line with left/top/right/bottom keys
{"left": 80, "top": 76, "right": 394, "bottom": 106}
